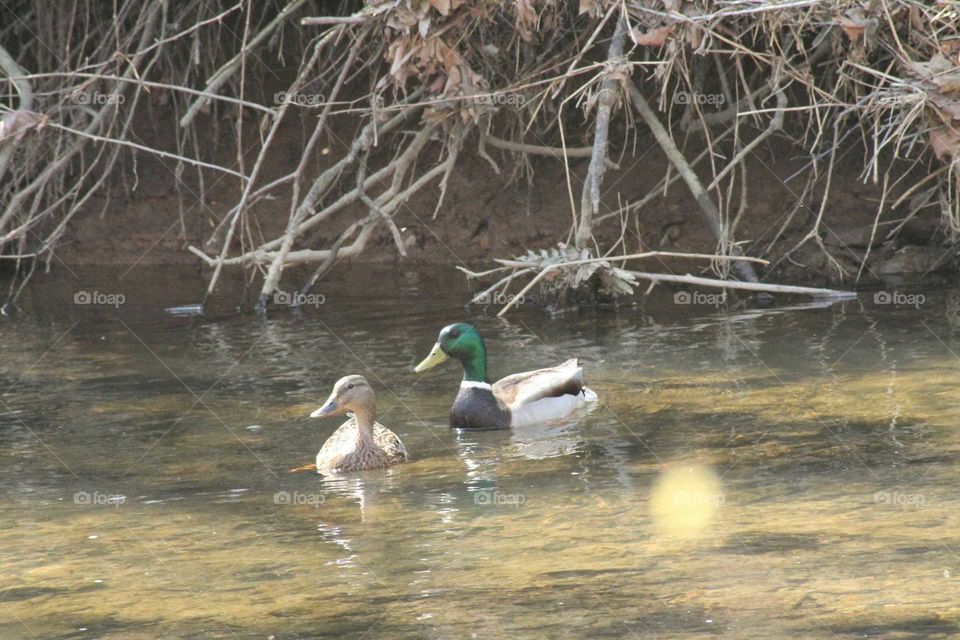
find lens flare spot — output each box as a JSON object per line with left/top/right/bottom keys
{"left": 651, "top": 463, "right": 723, "bottom": 538}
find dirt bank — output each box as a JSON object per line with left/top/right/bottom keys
{"left": 55, "top": 105, "right": 950, "bottom": 290}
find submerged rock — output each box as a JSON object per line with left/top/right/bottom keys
{"left": 897, "top": 215, "right": 943, "bottom": 246}
{"left": 874, "top": 245, "right": 953, "bottom": 277}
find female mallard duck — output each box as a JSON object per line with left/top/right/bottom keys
{"left": 309, "top": 375, "right": 408, "bottom": 473}
{"left": 414, "top": 323, "right": 597, "bottom": 430}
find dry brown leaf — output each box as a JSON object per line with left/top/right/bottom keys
{"left": 444, "top": 65, "right": 462, "bottom": 96}
{"left": 929, "top": 95, "right": 960, "bottom": 125}
{"left": 429, "top": 0, "right": 451, "bottom": 16}
{"left": 632, "top": 25, "right": 674, "bottom": 47}
{"left": 909, "top": 5, "right": 923, "bottom": 31}
{"left": 415, "top": 37, "right": 435, "bottom": 69}
{"left": 909, "top": 55, "right": 960, "bottom": 96}
{"left": 913, "top": 54, "right": 953, "bottom": 77}
{"left": 439, "top": 40, "right": 462, "bottom": 70}
{"left": 942, "top": 39, "right": 960, "bottom": 57}
{"left": 422, "top": 107, "right": 447, "bottom": 123}
{"left": 514, "top": 0, "right": 537, "bottom": 42}
{"left": 939, "top": 76, "right": 960, "bottom": 95}
{"left": 839, "top": 17, "right": 865, "bottom": 42}
{"left": 579, "top": 0, "right": 598, "bottom": 16}
{"left": 428, "top": 75, "right": 446, "bottom": 93}
{"left": 387, "top": 4, "right": 421, "bottom": 29}
{"left": 387, "top": 37, "right": 409, "bottom": 82}
{"left": 928, "top": 127, "right": 960, "bottom": 161}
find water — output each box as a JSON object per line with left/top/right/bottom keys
{"left": 2, "top": 267, "right": 959, "bottom": 639}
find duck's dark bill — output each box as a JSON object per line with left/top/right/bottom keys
{"left": 310, "top": 400, "right": 337, "bottom": 418}
{"left": 414, "top": 343, "right": 448, "bottom": 373}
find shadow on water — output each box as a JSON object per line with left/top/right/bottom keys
{"left": 2, "top": 266, "right": 960, "bottom": 638}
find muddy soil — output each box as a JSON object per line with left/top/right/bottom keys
{"left": 54, "top": 102, "right": 953, "bottom": 290}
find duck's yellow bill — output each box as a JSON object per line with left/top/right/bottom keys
{"left": 414, "top": 343, "right": 448, "bottom": 373}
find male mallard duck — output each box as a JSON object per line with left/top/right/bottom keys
{"left": 414, "top": 323, "right": 597, "bottom": 429}
{"left": 309, "top": 375, "right": 408, "bottom": 473}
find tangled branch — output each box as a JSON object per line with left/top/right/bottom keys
{"left": 0, "top": 0, "right": 957, "bottom": 308}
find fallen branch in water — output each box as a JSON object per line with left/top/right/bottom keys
{"left": 458, "top": 249, "right": 853, "bottom": 317}
{"left": 624, "top": 272, "right": 857, "bottom": 299}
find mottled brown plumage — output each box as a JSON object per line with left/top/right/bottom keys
{"left": 310, "top": 375, "right": 408, "bottom": 474}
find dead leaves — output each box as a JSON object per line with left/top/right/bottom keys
{"left": 632, "top": 25, "right": 674, "bottom": 47}
{"left": 837, "top": 7, "right": 878, "bottom": 52}
{"left": 383, "top": 26, "right": 490, "bottom": 125}
{"left": 941, "top": 38, "right": 960, "bottom": 62}
{"left": 385, "top": 32, "right": 468, "bottom": 87}
{"left": 911, "top": 54, "right": 960, "bottom": 96}
{"left": 839, "top": 17, "right": 865, "bottom": 42}
{"left": 903, "top": 54, "right": 960, "bottom": 163}
{"left": 381, "top": 0, "right": 546, "bottom": 125}
{"left": 514, "top": 0, "right": 538, "bottom": 42}
{"left": 928, "top": 127, "right": 960, "bottom": 162}
{"left": 381, "top": 0, "right": 475, "bottom": 91}
{"left": 386, "top": 0, "right": 466, "bottom": 30}
{"left": 428, "top": 0, "right": 451, "bottom": 16}
{"left": 578, "top": 0, "right": 600, "bottom": 17}
{"left": 907, "top": 55, "right": 960, "bottom": 113}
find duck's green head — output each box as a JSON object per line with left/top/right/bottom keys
{"left": 414, "top": 323, "right": 488, "bottom": 382}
